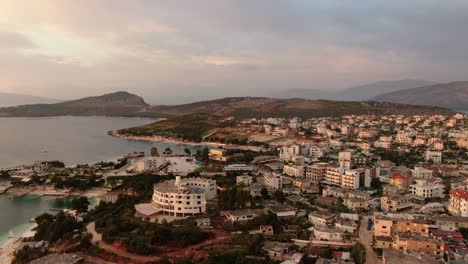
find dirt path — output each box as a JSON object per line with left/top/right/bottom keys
{"left": 359, "top": 216, "right": 382, "bottom": 264}
{"left": 86, "top": 223, "right": 231, "bottom": 262}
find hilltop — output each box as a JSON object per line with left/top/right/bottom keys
{"left": 148, "top": 97, "right": 454, "bottom": 119}
{"left": 0, "top": 91, "right": 151, "bottom": 117}
{"left": 373, "top": 81, "right": 468, "bottom": 110}
{"left": 0, "top": 92, "right": 454, "bottom": 119}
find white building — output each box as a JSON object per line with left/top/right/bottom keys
{"left": 409, "top": 178, "right": 445, "bottom": 198}
{"left": 283, "top": 165, "right": 305, "bottom": 178}
{"left": 338, "top": 151, "right": 352, "bottom": 170}
{"left": 151, "top": 176, "right": 216, "bottom": 217}
{"left": 342, "top": 169, "right": 371, "bottom": 190}
{"left": 323, "top": 167, "right": 345, "bottom": 187}
{"left": 127, "top": 156, "right": 200, "bottom": 175}
{"left": 264, "top": 174, "right": 283, "bottom": 190}
{"left": 425, "top": 150, "right": 442, "bottom": 164}
{"left": 411, "top": 167, "right": 433, "bottom": 178}
{"left": 236, "top": 175, "right": 253, "bottom": 186}
{"left": 448, "top": 189, "right": 468, "bottom": 217}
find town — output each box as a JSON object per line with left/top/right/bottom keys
{"left": 1, "top": 112, "right": 467, "bottom": 264}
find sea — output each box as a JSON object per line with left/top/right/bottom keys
{"left": 0, "top": 116, "right": 205, "bottom": 247}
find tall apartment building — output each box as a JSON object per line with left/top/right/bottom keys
{"left": 341, "top": 169, "right": 371, "bottom": 190}
{"left": 264, "top": 173, "right": 283, "bottom": 190}
{"left": 449, "top": 189, "right": 468, "bottom": 217}
{"left": 338, "top": 151, "right": 352, "bottom": 170}
{"left": 283, "top": 165, "right": 305, "bottom": 178}
{"left": 305, "top": 162, "right": 329, "bottom": 183}
{"left": 323, "top": 167, "right": 370, "bottom": 190}
{"left": 425, "top": 150, "right": 442, "bottom": 164}
{"left": 323, "top": 167, "right": 345, "bottom": 186}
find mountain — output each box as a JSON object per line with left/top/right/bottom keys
{"left": 0, "top": 91, "right": 150, "bottom": 117}
{"left": 373, "top": 81, "right": 468, "bottom": 110}
{"left": 0, "top": 92, "right": 454, "bottom": 118}
{"left": 0, "top": 92, "right": 60, "bottom": 107}
{"left": 336, "top": 79, "right": 438, "bottom": 101}
{"left": 274, "top": 79, "right": 437, "bottom": 101}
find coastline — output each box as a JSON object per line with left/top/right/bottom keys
{"left": 0, "top": 222, "right": 37, "bottom": 264}
{"left": 110, "top": 130, "right": 267, "bottom": 151}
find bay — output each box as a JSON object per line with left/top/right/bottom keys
{"left": 0, "top": 116, "right": 204, "bottom": 168}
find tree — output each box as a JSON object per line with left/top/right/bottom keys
{"left": 71, "top": 197, "right": 90, "bottom": 213}
{"left": 184, "top": 148, "right": 192, "bottom": 156}
{"left": 261, "top": 187, "right": 269, "bottom": 199}
{"left": 0, "top": 170, "right": 10, "bottom": 179}
{"left": 150, "top": 147, "right": 159, "bottom": 157}
{"left": 273, "top": 190, "right": 286, "bottom": 203}
{"left": 351, "top": 242, "right": 366, "bottom": 264}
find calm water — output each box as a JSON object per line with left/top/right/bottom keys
{"left": 0, "top": 116, "right": 206, "bottom": 246}
{"left": 0, "top": 116, "right": 204, "bottom": 168}
{"left": 0, "top": 195, "right": 76, "bottom": 246}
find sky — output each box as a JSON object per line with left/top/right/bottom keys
{"left": 1, "top": 0, "right": 468, "bottom": 104}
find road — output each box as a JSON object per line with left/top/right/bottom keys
{"left": 359, "top": 216, "right": 382, "bottom": 264}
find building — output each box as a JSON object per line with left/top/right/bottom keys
{"left": 323, "top": 167, "right": 345, "bottom": 186}
{"left": 264, "top": 174, "right": 283, "bottom": 190}
{"left": 224, "top": 164, "right": 254, "bottom": 171}
{"left": 262, "top": 241, "right": 289, "bottom": 261}
{"left": 209, "top": 148, "right": 227, "bottom": 162}
{"left": 392, "top": 233, "right": 444, "bottom": 258}
{"left": 308, "top": 212, "right": 336, "bottom": 226}
{"left": 265, "top": 204, "right": 297, "bottom": 218}
{"left": 150, "top": 176, "right": 216, "bottom": 217}
{"left": 236, "top": 175, "right": 253, "bottom": 186}
{"left": 338, "top": 151, "right": 352, "bottom": 170}
{"left": 381, "top": 195, "right": 413, "bottom": 213}
{"left": 448, "top": 189, "right": 468, "bottom": 217}
{"left": 374, "top": 216, "right": 394, "bottom": 237}
{"left": 425, "top": 150, "right": 442, "bottom": 164}
{"left": 127, "top": 156, "right": 200, "bottom": 175}
{"left": 409, "top": 178, "right": 445, "bottom": 198}
{"left": 225, "top": 209, "right": 258, "bottom": 223}
{"left": 394, "top": 220, "right": 430, "bottom": 237}
{"left": 323, "top": 167, "right": 370, "bottom": 190}
{"left": 343, "top": 198, "right": 368, "bottom": 212}
{"left": 310, "top": 226, "right": 344, "bottom": 242}
{"left": 283, "top": 165, "right": 305, "bottom": 178}
{"left": 435, "top": 215, "right": 468, "bottom": 230}
{"left": 389, "top": 173, "right": 412, "bottom": 188}
{"left": 305, "top": 163, "right": 328, "bottom": 183}
{"left": 411, "top": 167, "right": 433, "bottom": 178}
{"left": 341, "top": 169, "right": 371, "bottom": 190}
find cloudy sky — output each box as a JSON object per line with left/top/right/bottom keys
{"left": 1, "top": 0, "right": 467, "bottom": 104}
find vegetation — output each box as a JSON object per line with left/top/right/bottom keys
{"left": 71, "top": 196, "right": 90, "bottom": 213}
{"left": 52, "top": 175, "right": 104, "bottom": 190}
{"left": 86, "top": 195, "right": 211, "bottom": 255}
{"left": 34, "top": 211, "right": 83, "bottom": 244}
{"left": 119, "top": 114, "right": 234, "bottom": 142}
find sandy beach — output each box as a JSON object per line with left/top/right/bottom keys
{"left": 0, "top": 223, "right": 37, "bottom": 264}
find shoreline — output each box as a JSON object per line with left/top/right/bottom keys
{"left": 110, "top": 131, "right": 267, "bottom": 151}
{"left": 0, "top": 222, "right": 37, "bottom": 263}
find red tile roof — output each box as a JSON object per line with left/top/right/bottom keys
{"left": 450, "top": 189, "right": 468, "bottom": 199}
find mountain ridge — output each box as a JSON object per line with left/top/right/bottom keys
{"left": 373, "top": 81, "right": 468, "bottom": 109}
{"left": 0, "top": 92, "right": 454, "bottom": 119}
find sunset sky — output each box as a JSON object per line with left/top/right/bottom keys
{"left": 1, "top": 0, "right": 467, "bottom": 103}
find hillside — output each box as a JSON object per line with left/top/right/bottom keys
{"left": 148, "top": 97, "right": 454, "bottom": 119}
{"left": 0, "top": 92, "right": 60, "bottom": 107}
{"left": 0, "top": 91, "right": 151, "bottom": 117}
{"left": 117, "top": 114, "right": 233, "bottom": 142}
{"left": 373, "top": 81, "right": 468, "bottom": 110}
{"left": 335, "top": 79, "right": 437, "bottom": 101}
{"left": 0, "top": 92, "right": 454, "bottom": 119}
{"left": 272, "top": 79, "right": 436, "bottom": 101}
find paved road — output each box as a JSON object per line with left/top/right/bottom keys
{"left": 359, "top": 216, "right": 382, "bottom": 264}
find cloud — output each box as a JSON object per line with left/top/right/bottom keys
{"left": 0, "top": 0, "right": 467, "bottom": 102}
